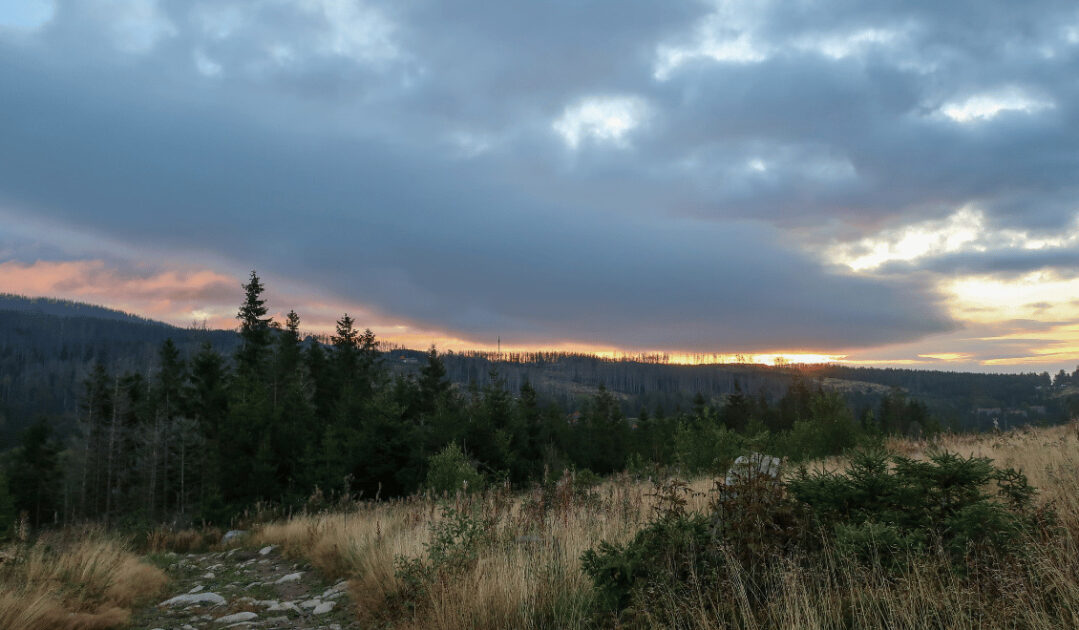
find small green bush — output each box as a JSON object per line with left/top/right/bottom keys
{"left": 581, "top": 479, "right": 713, "bottom": 614}
{"left": 394, "top": 504, "right": 495, "bottom": 611}
{"left": 425, "top": 442, "right": 484, "bottom": 496}
{"left": 787, "top": 448, "right": 1050, "bottom": 562}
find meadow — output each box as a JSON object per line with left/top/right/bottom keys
{"left": 252, "top": 423, "right": 1079, "bottom": 629}
{"left": 3, "top": 423, "right": 1078, "bottom": 629}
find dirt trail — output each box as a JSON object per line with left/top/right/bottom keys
{"left": 133, "top": 544, "right": 359, "bottom": 629}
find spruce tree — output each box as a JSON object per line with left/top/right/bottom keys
{"left": 0, "top": 469, "right": 14, "bottom": 540}
{"left": 417, "top": 346, "right": 451, "bottom": 415}
{"left": 236, "top": 270, "right": 273, "bottom": 383}
{"left": 8, "top": 418, "right": 61, "bottom": 527}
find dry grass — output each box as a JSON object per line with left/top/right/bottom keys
{"left": 253, "top": 423, "right": 1079, "bottom": 629}
{"left": 0, "top": 531, "right": 167, "bottom": 630}
{"left": 142, "top": 526, "right": 223, "bottom": 554}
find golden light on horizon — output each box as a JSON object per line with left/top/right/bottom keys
{"left": 945, "top": 272, "right": 1079, "bottom": 323}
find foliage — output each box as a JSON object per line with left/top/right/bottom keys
{"left": 788, "top": 448, "right": 1052, "bottom": 562}
{"left": 425, "top": 442, "right": 484, "bottom": 496}
{"left": 583, "top": 447, "right": 1058, "bottom": 621}
{"left": 581, "top": 478, "right": 713, "bottom": 615}
{"left": 393, "top": 505, "right": 495, "bottom": 612}
{"left": 0, "top": 470, "right": 14, "bottom": 541}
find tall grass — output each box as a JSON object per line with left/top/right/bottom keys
{"left": 0, "top": 531, "right": 167, "bottom": 630}
{"left": 256, "top": 423, "right": 1079, "bottom": 629}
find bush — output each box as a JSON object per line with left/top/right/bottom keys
{"left": 582, "top": 448, "right": 1058, "bottom": 620}
{"left": 393, "top": 505, "right": 494, "bottom": 612}
{"left": 787, "top": 448, "right": 1051, "bottom": 562}
{"left": 581, "top": 479, "right": 713, "bottom": 614}
{"left": 425, "top": 443, "right": 484, "bottom": 496}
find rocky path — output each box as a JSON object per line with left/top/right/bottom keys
{"left": 133, "top": 544, "right": 360, "bottom": 630}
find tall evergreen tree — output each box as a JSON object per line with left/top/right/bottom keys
{"left": 235, "top": 271, "right": 273, "bottom": 384}
{"left": 0, "top": 469, "right": 14, "bottom": 540}
{"left": 8, "top": 418, "right": 61, "bottom": 527}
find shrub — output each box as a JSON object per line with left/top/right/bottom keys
{"left": 787, "top": 448, "right": 1051, "bottom": 562}
{"left": 581, "top": 479, "right": 713, "bottom": 615}
{"left": 393, "top": 504, "right": 495, "bottom": 612}
{"left": 583, "top": 448, "right": 1058, "bottom": 620}
{"left": 425, "top": 443, "right": 484, "bottom": 496}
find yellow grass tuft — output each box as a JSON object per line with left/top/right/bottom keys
{"left": 0, "top": 532, "right": 167, "bottom": 630}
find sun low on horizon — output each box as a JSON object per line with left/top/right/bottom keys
{"left": 3, "top": 1, "right": 1079, "bottom": 373}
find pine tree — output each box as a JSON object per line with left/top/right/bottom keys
{"left": 8, "top": 418, "right": 61, "bottom": 527}
{"left": 78, "top": 364, "right": 112, "bottom": 518}
{"left": 270, "top": 310, "right": 316, "bottom": 497}
{"left": 236, "top": 270, "right": 273, "bottom": 384}
{"left": 416, "top": 346, "right": 451, "bottom": 416}
{"left": 0, "top": 469, "right": 14, "bottom": 540}
{"left": 151, "top": 339, "right": 186, "bottom": 518}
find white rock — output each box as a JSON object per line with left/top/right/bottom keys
{"left": 724, "top": 452, "right": 783, "bottom": 486}
{"left": 259, "top": 545, "right": 275, "bottom": 556}
{"left": 275, "top": 572, "right": 302, "bottom": 584}
{"left": 299, "top": 598, "right": 322, "bottom": 609}
{"left": 189, "top": 585, "right": 205, "bottom": 593}
{"left": 215, "top": 611, "right": 258, "bottom": 624}
{"left": 312, "top": 601, "right": 335, "bottom": 615}
{"left": 160, "top": 592, "right": 226, "bottom": 607}
{"left": 201, "top": 572, "right": 216, "bottom": 579}
{"left": 222, "top": 530, "right": 248, "bottom": 543}
{"left": 266, "top": 601, "right": 302, "bottom": 614}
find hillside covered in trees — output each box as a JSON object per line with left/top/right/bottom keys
{"left": 0, "top": 276, "right": 1074, "bottom": 532}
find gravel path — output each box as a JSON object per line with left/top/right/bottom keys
{"left": 133, "top": 544, "right": 360, "bottom": 629}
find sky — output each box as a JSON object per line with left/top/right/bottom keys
{"left": 1, "top": 0, "right": 1079, "bottom": 372}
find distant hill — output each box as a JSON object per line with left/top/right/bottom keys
{"left": 0, "top": 297, "right": 240, "bottom": 447}
{"left": 0, "top": 293, "right": 160, "bottom": 324}
{"left": 0, "top": 294, "right": 1067, "bottom": 448}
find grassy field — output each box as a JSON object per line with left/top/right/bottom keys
{"left": 250, "top": 423, "right": 1079, "bottom": 629}
{"left": 4, "top": 424, "right": 1078, "bottom": 629}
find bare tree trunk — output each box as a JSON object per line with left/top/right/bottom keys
{"left": 179, "top": 431, "right": 186, "bottom": 517}
{"left": 80, "top": 404, "right": 92, "bottom": 518}
{"left": 148, "top": 413, "right": 159, "bottom": 521}
{"left": 104, "top": 376, "right": 120, "bottom": 526}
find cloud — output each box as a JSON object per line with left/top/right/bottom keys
{"left": 8, "top": 0, "right": 1079, "bottom": 359}
{"left": 552, "top": 96, "right": 650, "bottom": 148}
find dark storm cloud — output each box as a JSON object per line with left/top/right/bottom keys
{"left": 10, "top": 0, "right": 1077, "bottom": 349}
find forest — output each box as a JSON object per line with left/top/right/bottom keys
{"left": 0, "top": 272, "right": 964, "bottom": 531}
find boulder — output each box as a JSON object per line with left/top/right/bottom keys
{"left": 215, "top": 611, "right": 258, "bottom": 625}
{"left": 724, "top": 453, "right": 783, "bottom": 486}
{"left": 275, "top": 572, "right": 302, "bottom": 584}
{"left": 160, "top": 592, "right": 227, "bottom": 607}
{"left": 221, "top": 530, "right": 248, "bottom": 544}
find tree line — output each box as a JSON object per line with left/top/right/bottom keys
{"left": 0, "top": 273, "right": 954, "bottom": 532}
